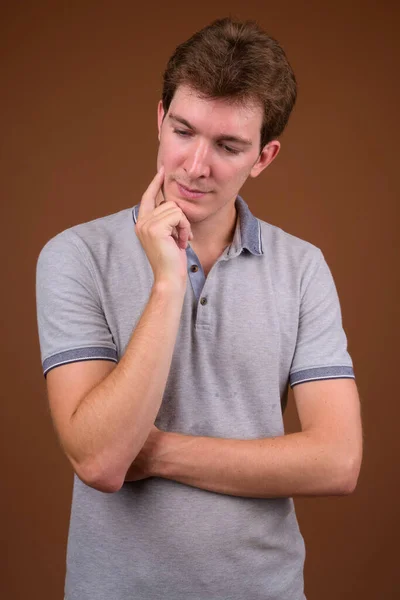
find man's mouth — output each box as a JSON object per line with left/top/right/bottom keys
{"left": 176, "top": 181, "right": 209, "bottom": 193}
{"left": 175, "top": 181, "right": 210, "bottom": 199}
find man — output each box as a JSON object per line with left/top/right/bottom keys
{"left": 35, "top": 17, "right": 363, "bottom": 600}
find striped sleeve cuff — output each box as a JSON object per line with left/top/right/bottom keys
{"left": 43, "top": 347, "right": 118, "bottom": 378}
{"left": 290, "top": 365, "right": 355, "bottom": 388}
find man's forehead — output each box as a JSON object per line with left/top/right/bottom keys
{"left": 168, "top": 85, "right": 263, "bottom": 133}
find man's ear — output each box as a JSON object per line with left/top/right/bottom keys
{"left": 157, "top": 100, "right": 165, "bottom": 141}
{"left": 250, "top": 140, "right": 281, "bottom": 178}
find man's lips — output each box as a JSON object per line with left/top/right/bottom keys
{"left": 176, "top": 181, "right": 210, "bottom": 194}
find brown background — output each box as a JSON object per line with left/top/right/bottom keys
{"left": 1, "top": 0, "right": 399, "bottom": 598}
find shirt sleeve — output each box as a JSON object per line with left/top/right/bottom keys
{"left": 35, "top": 229, "right": 118, "bottom": 378}
{"left": 289, "top": 248, "right": 356, "bottom": 388}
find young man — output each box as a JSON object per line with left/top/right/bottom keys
{"left": 36, "top": 17, "right": 363, "bottom": 600}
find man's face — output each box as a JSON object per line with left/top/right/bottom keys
{"left": 156, "top": 84, "right": 279, "bottom": 224}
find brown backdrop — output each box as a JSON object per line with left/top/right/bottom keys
{"left": 1, "top": 1, "right": 399, "bottom": 598}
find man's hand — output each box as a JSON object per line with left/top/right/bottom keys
{"left": 135, "top": 165, "right": 194, "bottom": 286}
{"left": 124, "top": 425, "right": 164, "bottom": 482}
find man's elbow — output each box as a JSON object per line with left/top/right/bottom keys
{"left": 74, "top": 457, "right": 123, "bottom": 494}
{"left": 336, "top": 455, "right": 362, "bottom": 495}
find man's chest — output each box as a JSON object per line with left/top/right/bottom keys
{"left": 100, "top": 244, "right": 300, "bottom": 395}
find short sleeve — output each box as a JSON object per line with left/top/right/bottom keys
{"left": 35, "top": 229, "right": 118, "bottom": 378}
{"left": 289, "top": 249, "right": 356, "bottom": 388}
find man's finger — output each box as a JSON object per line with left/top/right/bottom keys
{"left": 156, "top": 183, "right": 167, "bottom": 208}
{"left": 138, "top": 166, "right": 165, "bottom": 219}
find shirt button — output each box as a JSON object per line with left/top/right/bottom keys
{"left": 200, "top": 297, "right": 207, "bottom": 305}
{"left": 190, "top": 265, "right": 199, "bottom": 272}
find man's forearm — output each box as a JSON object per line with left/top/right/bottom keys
{"left": 70, "top": 280, "right": 186, "bottom": 491}
{"left": 151, "top": 430, "right": 355, "bottom": 498}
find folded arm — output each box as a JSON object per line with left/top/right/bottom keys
{"left": 147, "top": 379, "right": 363, "bottom": 498}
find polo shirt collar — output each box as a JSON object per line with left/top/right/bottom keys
{"left": 131, "top": 194, "right": 263, "bottom": 256}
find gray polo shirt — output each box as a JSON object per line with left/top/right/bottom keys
{"left": 35, "top": 194, "right": 355, "bottom": 600}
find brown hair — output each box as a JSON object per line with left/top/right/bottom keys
{"left": 161, "top": 17, "right": 297, "bottom": 153}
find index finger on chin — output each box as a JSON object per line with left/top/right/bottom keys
{"left": 138, "top": 166, "right": 165, "bottom": 219}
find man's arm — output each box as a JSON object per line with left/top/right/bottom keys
{"left": 42, "top": 167, "right": 195, "bottom": 494}
{"left": 48, "top": 280, "right": 186, "bottom": 493}
{"left": 147, "top": 379, "right": 362, "bottom": 498}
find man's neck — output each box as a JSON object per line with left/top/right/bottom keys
{"left": 188, "top": 202, "right": 238, "bottom": 256}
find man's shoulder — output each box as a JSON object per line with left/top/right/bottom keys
{"left": 67, "top": 205, "right": 134, "bottom": 244}
{"left": 38, "top": 206, "right": 135, "bottom": 258}
{"left": 258, "top": 217, "right": 322, "bottom": 266}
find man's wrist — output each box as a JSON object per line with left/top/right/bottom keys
{"left": 149, "top": 429, "right": 171, "bottom": 478}
{"left": 150, "top": 430, "right": 187, "bottom": 479}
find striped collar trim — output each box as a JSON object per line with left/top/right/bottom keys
{"left": 132, "top": 194, "right": 263, "bottom": 256}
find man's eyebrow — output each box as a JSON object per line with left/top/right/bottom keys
{"left": 168, "top": 112, "right": 253, "bottom": 146}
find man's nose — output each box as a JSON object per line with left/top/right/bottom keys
{"left": 183, "top": 140, "right": 211, "bottom": 179}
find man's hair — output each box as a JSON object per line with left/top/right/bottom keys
{"left": 161, "top": 17, "right": 297, "bottom": 153}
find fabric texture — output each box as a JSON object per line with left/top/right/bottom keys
{"left": 36, "top": 195, "right": 355, "bottom": 600}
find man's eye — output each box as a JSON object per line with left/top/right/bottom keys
{"left": 222, "top": 145, "right": 240, "bottom": 155}
{"left": 173, "top": 129, "right": 240, "bottom": 155}
{"left": 174, "top": 129, "right": 191, "bottom": 137}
